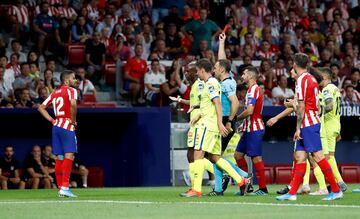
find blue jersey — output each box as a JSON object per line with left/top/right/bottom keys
{"left": 220, "top": 77, "right": 237, "bottom": 116}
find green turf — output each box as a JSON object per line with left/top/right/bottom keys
{"left": 1, "top": 185, "right": 360, "bottom": 219}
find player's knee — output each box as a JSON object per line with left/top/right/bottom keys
{"left": 252, "top": 156, "right": 262, "bottom": 163}
{"left": 294, "top": 152, "right": 306, "bottom": 163}
{"left": 311, "top": 151, "right": 325, "bottom": 162}
{"left": 64, "top": 153, "right": 75, "bottom": 160}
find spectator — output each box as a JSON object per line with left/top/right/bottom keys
{"left": 55, "top": 17, "right": 71, "bottom": 59}
{"left": 5, "top": 40, "right": 27, "bottom": 63}
{"left": 85, "top": 32, "right": 106, "bottom": 84}
{"left": 259, "top": 82, "right": 272, "bottom": 106}
{"left": 272, "top": 75, "right": 295, "bottom": 105}
{"left": 162, "top": 5, "right": 184, "bottom": 30}
{"left": 350, "top": 68, "right": 360, "bottom": 92}
{"left": 43, "top": 69, "right": 55, "bottom": 93}
{"left": 0, "top": 66, "right": 14, "bottom": 103}
{"left": 236, "top": 83, "right": 248, "bottom": 107}
{"left": 13, "top": 63, "right": 32, "bottom": 90}
{"left": 326, "top": 0, "right": 349, "bottom": 23}
{"left": 152, "top": 39, "right": 171, "bottom": 60}
{"left": 76, "top": 67, "right": 96, "bottom": 96}
{"left": 14, "top": 88, "right": 35, "bottom": 108}
{"left": 7, "top": 0, "right": 30, "bottom": 45}
{"left": 34, "top": 86, "right": 49, "bottom": 105}
{"left": 331, "top": 63, "right": 345, "bottom": 89}
{"left": 342, "top": 85, "right": 360, "bottom": 105}
{"left": 339, "top": 55, "right": 354, "bottom": 78}
{"left": 29, "top": 62, "right": 40, "bottom": 80}
{"left": 110, "top": 33, "right": 131, "bottom": 62}
{"left": 124, "top": 44, "right": 147, "bottom": 105}
{"left": 86, "top": 0, "right": 100, "bottom": 24}
{"left": 95, "top": 13, "right": 115, "bottom": 36}
{"left": 32, "top": 1, "right": 58, "bottom": 55}
{"left": 42, "top": 145, "right": 56, "bottom": 189}
{"left": 23, "top": 145, "right": 52, "bottom": 189}
{"left": 70, "top": 157, "right": 89, "bottom": 188}
{"left": 166, "top": 23, "right": 182, "bottom": 59}
{"left": 118, "top": 3, "right": 141, "bottom": 26}
{"left": 27, "top": 51, "right": 39, "bottom": 66}
{"left": 57, "top": 0, "right": 77, "bottom": 21}
{"left": 0, "top": 145, "right": 25, "bottom": 189}
{"left": 183, "top": 8, "right": 221, "bottom": 55}
{"left": 257, "top": 40, "right": 275, "bottom": 61}
{"left": 152, "top": 0, "right": 170, "bottom": 25}
{"left": 71, "top": 16, "right": 93, "bottom": 43}
{"left": 6, "top": 53, "right": 21, "bottom": 80}
{"left": 144, "top": 59, "right": 166, "bottom": 106}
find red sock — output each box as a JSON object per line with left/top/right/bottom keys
{"left": 61, "top": 158, "right": 73, "bottom": 188}
{"left": 317, "top": 158, "right": 340, "bottom": 193}
{"left": 288, "top": 162, "right": 307, "bottom": 195}
{"left": 236, "top": 158, "right": 248, "bottom": 173}
{"left": 55, "top": 160, "right": 63, "bottom": 189}
{"left": 254, "top": 161, "right": 267, "bottom": 189}
{"left": 291, "top": 161, "right": 297, "bottom": 179}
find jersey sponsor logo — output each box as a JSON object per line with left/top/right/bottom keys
{"left": 208, "top": 85, "right": 215, "bottom": 94}
{"left": 198, "top": 83, "right": 204, "bottom": 91}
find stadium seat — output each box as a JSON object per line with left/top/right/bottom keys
{"left": 83, "top": 94, "right": 97, "bottom": 103}
{"left": 340, "top": 164, "right": 360, "bottom": 183}
{"left": 103, "top": 63, "right": 116, "bottom": 85}
{"left": 87, "top": 167, "right": 104, "bottom": 187}
{"left": 67, "top": 44, "right": 86, "bottom": 65}
{"left": 264, "top": 166, "right": 274, "bottom": 184}
{"left": 274, "top": 165, "right": 292, "bottom": 184}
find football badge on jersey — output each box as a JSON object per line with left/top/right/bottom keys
{"left": 208, "top": 85, "right": 215, "bottom": 94}
{"left": 198, "top": 83, "right": 204, "bottom": 91}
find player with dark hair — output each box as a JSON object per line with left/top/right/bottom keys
{"left": 38, "top": 70, "right": 78, "bottom": 198}
{"left": 276, "top": 53, "right": 343, "bottom": 201}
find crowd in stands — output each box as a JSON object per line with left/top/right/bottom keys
{"left": 0, "top": 144, "right": 88, "bottom": 190}
{"left": 0, "top": 0, "right": 359, "bottom": 107}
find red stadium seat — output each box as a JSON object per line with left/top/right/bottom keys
{"left": 103, "top": 63, "right": 116, "bottom": 85}
{"left": 87, "top": 167, "right": 104, "bottom": 187}
{"left": 83, "top": 94, "right": 97, "bottom": 103}
{"left": 67, "top": 44, "right": 86, "bottom": 65}
{"left": 274, "top": 165, "right": 292, "bottom": 184}
{"left": 340, "top": 164, "right": 360, "bottom": 183}
{"left": 264, "top": 166, "right": 274, "bottom": 184}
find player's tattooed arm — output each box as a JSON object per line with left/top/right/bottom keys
{"left": 324, "top": 97, "right": 333, "bottom": 113}
{"left": 296, "top": 101, "right": 305, "bottom": 131}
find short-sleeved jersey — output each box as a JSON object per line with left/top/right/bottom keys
{"left": 0, "top": 158, "right": 20, "bottom": 178}
{"left": 241, "top": 84, "right": 264, "bottom": 132}
{"left": 319, "top": 83, "right": 341, "bottom": 130}
{"left": 220, "top": 77, "right": 237, "bottom": 117}
{"left": 189, "top": 79, "right": 204, "bottom": 120}
{"left": 42, "top": 85, "right": 78, "bottom": 131}
{"left": 295, "top": 72, "right": 320, "bottom": 128}
{"left": 196, "top": 77, "right": 221, "bottom": 132}
{"left": 125, "top": 57, "right": 148, "bottom": 80}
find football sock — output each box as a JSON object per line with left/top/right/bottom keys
{"left": 55, "top": 159, "right": 63, "bottom": 189}
{"left": 189, "top": 162, "right": 195, "bottom": 187}
{"left": 193, "top": 159, "right": 204, "bottom": 192}
{"left": 216, "top": 158, "right": 243, "bottom": 185}
{"left": 291, "top": 160, "right": 297, "bottom": 179}
{"left": 317, "top": 158, "right": 340, "bottom": 193}
{"left": 213, "top": 164, "right": 223, "bottom": 193}
{"left": 329, "top": 156, "right": 344, "bottom": 183}
{"left": 236, "top": 158, "right": 248, "bottom": 173}
{"left": 61, "top": 158, "right": 73, "bottom": 189}
{"left": 224, "top": 158, "right": 248, "bottom": 177}
{"left": 203, "top": 158, "right": 214, "bottom": 174}
{"left": 288, "top": 162, "right": 307, "bottom": 195}
{"left": 303, "top": 159, "right": 310, "bottom": 185}
{"left": 254, "top": 161, "right": 267, "bottom": 189}
{"left": 314, "top": 166, "right": 327, "bottom": 190}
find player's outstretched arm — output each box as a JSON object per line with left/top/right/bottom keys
{"left": 266, "top": 107, "right": 294, "bottom": 127}
{"left": 169, "top": 96, "right": 190, "bottom": 105}
{"left": 38, "top": 104, "right": 55, "bottom": 124}
{"left": 237, "top": 105, "right": 254, "bottom": 121}
{"left": 218, "top": 33, "right": 226, "bottom": 60}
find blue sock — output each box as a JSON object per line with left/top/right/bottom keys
{"left": 213, "top": 164, "right": 223, "bottom": 193}
{"left": 225, "top": 158, "right": 248, "bottom": 178}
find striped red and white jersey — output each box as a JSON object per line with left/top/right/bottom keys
{"left": 57, "top": 6, "right": 77, "bottom": 19}
{"left": 87, "top": 4, "right": 100, "bottom": 21}
{"left": 273, "top": 68, "right": 289, "bottom": 78}
{"left": 257, "top": 50, "right": 275, "bottom": 60}
{"left": 133, "top": 0, "right": 152, "bottom": 14}
{"left": 48, "top": 0, "right": 63, "bottom": 6}
{"left": 242, "top": 84, "right": 264, "bottom": 132}
{"left": 256, "top": 4, "right": 271, "bottom": 18}
{"left": 26, "top": 0, "right": 37, "bottom": 8}
{"left": 42, "top": 85, "right": 78, "bottom": 131}
{"left": 295, "top": 72, "right": 320, "bottom": 128}
{"left": 35, "top": 5, "right": 58, "bottom": 17}
{"left": 8, "top": 5, "right": 29, "bottom": 26}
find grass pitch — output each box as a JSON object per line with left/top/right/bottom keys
{"left": 0, "top": 184, "right": 360, "bottom": 219}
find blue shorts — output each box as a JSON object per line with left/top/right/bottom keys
{"left": 295, "top": 123, "right": 322, "bottom": 153}
{"left": 236, "top": 130, "right": 265, "bottom": 157}
{"left": 52, "top": 126, "right": 77, "bottom": 155}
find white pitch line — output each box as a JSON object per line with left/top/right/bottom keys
{"left": 0, "top": 200, "right": 359, "bottom": 209}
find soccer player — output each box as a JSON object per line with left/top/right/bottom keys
{"left": 0, "top": 145, "right": 25, "bottom": 189}
{"left": 235, "top": 66, "right": 268, "bottom": 196}
{"left": 170, "top": 65, "right": 215, "bottom": 192}
{"left": 276, "top": 53, "right": 343, "bottom": 201}
{"left": 208, "top": 33, "right": 249, "bottom": 196}
{"left": 181, "top": 58, "right": 249, "bottom": 197}
{"left": 38, "top": 70, "right": 78, "bottom": 198}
